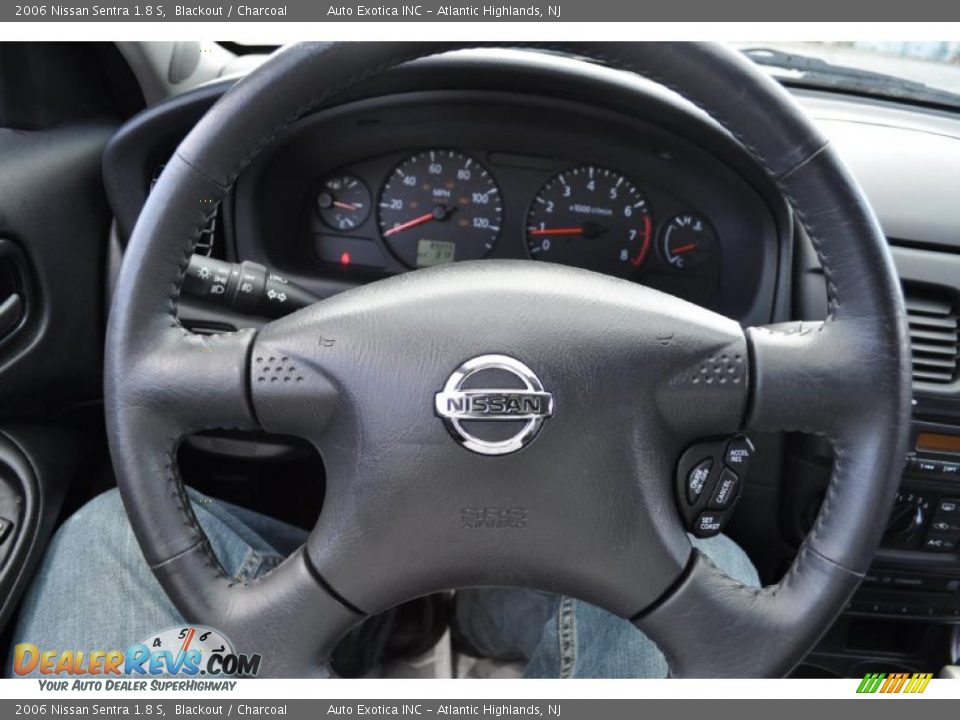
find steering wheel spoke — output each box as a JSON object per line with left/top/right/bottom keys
{"left": 745, "top": 320, "right": 876, "bottom": 437}
{"left": 120, "top": 327, "right": 260, "bottom": 433}
{"left": 151, "top": 542, "right": 363, "bottom": 678}
{"left": 636, "top": 544, "right": 862, "bottom": 678}
{"left": 652, "top": 337, "right": 750, "bottom": 440}
{"left": 247, "top": 317, "right": 342, "bottom": 440}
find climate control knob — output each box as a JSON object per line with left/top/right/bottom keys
{"left": 885, "top": 493, "right": 928, "bottom": 541}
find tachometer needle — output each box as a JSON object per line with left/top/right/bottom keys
{"left": 529, "top": 221, "right": 607, "bottom": 238}
{"left": 528, "top": 227, "right": 585, "bottom": 236}
{"left": 383, "top": 212, "right": 436, "bottom": 237}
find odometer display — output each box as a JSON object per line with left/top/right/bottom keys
{"left": 417, "top": 239, "right": 457, "bottom": 267}
{"left": 378, "top": 150, "right": 502, "bottom": 268}
{"left": 526, "top": 166, "right": 652, "bottom": 279}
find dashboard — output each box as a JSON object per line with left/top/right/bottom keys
{"left": 240, "top": 94, "right": 784, "bottom": 324}
{"left": 308, "top": 145, "right": 717, "bottom": 299}
{"left": 105, "top": 56, "right": 792, "bottom": 329}
{"left": 228, "top": 91, "right": 786, "bottom": 327}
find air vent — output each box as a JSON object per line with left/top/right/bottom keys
{"left": 905, "top": 292, "right": 959, "bottom": 385}
{"left": 151, "top": 164, "right": 218, "bottom": 257}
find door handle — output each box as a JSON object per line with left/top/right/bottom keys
{"left": 0, "top": 292, "right": 22, "bottom": 338}
{"left": 0, "top": 239, "right": 30, "bottom": 346}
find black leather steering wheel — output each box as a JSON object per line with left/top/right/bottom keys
{"left": 105, "top": 42, "right": 911, "bottom": 678}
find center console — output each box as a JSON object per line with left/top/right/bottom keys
{"left": 850, "top": 422, "right": 960, "bottom": 623}
{"left": 783, "top": 422, "right": 960, "bottom": 628}
{"left": 785, "top": 420, "right": 960, "bottom": 678}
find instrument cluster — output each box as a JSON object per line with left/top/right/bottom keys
{"left": 307, "top": 147, "right": 721, "bottom": 304}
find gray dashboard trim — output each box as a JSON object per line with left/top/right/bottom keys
{"left": 796, "top": 90, "right": 960, "bottom": 250}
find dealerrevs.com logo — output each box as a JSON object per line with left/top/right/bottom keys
{"left": 13, "top": 626, "right": 262, "bottom": 685}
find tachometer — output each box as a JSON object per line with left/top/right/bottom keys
{"left": 378, "top": 150, "right": 502, "bottom": 268}
{"left": 526, "top": 166, "right": 652, "bottom": 279}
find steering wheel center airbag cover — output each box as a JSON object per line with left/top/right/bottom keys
{"left": 434, "top": 353, "right": 554, "bottom": 456}
{"left": 248, "top": 259, "right": 748, "bottom": 617}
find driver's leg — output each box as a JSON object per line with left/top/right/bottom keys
{"left": 454, "top": 534, "right": 759, "bottom": 678}
{"left": 14, "top": 487, "right": 758, "bottom": 679}
{"left": 8, "top": 488, "right": 307, "bottom": 677}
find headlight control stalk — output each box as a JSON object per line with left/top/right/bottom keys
{"left": 182, "top": 255, "right": 318, "bottom": 318}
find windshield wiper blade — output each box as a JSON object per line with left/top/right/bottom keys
{"left": 742, "top": 46, "right": 960, "bottom": 107}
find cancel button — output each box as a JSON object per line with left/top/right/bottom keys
{"left": 708, "top": 468, "right": 740, "bottom": 510}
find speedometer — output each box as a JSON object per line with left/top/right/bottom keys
{"left": 378, "top": 150, "right": 503, "bottom": 269}
{"left": 526, "top": 166, "right": 652, "bottom": 280}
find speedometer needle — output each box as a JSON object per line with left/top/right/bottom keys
{"left": 384, "top": 206, "right": 456, "bottom": 237}
{"left": 384, "top": 212, "right": 435, "bottom": 237}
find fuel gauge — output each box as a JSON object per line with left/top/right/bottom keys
{"left": 317, "top": 173, "right": 371, "bottom": 231}
{"left": 660, "top": 213, "right": 717, "bottom": 270}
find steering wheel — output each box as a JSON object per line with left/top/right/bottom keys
{"left": 105, "top": 43, "right": 910, "bottom": 678}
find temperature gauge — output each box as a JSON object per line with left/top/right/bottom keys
{"left": 317, "top": 173, "right": 371, "bottom": 231}
{"left": 660, "top": 213, "right": 717, "bottom": 270}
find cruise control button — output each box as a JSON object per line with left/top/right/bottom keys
{"left": 708, "top": 468, "right": 740, "bottom": 510}
{"left": 693, "top": 511, "right": 724, "bottom": 538}
{"left": 725, "top": 436, "right": 754, "bottom": 470}
{"left": 686, "top": 459, "right": 713, "bottom": 504}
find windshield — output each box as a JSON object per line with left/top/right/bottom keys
{"left": 739, "top": 41, "right": 960, "bottom": 109}
{"left": 223, "top": 41, "right": 960, "bottom": 110}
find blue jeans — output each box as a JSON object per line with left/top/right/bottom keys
{"left": 9, "top": 488, "right": 758, "bottom": 678}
